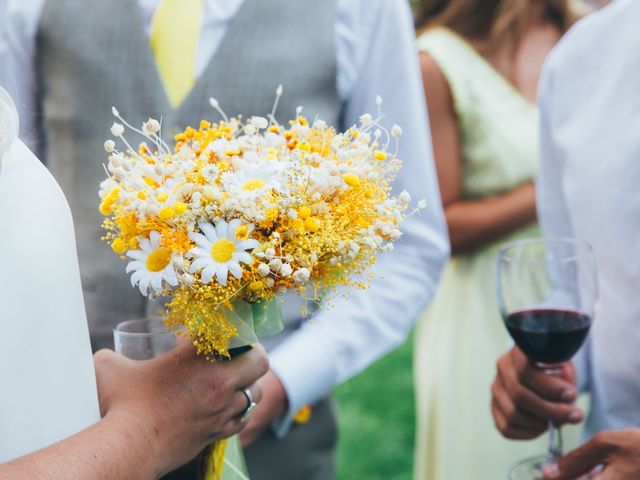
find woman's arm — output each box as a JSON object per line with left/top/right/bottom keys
{"left": 420, "top": 52, "right": 537, "bottom": 255}
{"left": 0, "top": 413, "right": 161, "bottom": 480}
{"left": 0, "top": 342, "right": 268, "bottom": 480}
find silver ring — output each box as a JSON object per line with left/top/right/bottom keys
{"left": 240, "top": 388, "right": 257, "bottom": 421}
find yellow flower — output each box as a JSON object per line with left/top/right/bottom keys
{"left": 99, "top": 201, "right": 114, "bottom": 216}
{"left": 174, "top": 202, "right": 187, "bottom": 215}
{"left": 159, "top": 207, "right": 175, "bottom": 221}
{"left": 265, "top": 207, "right": 279, "bottom": 223}
{"left": 298, "top": 206, "right": 312, "bottom": 219}
{"left": 144, "top": 177, "right": 160, "bottom": 188}
{"left": 374, "top": 150, "right": 387, "bottom": 161}
{"left": 111, "top": 238, "right": 127, "bottom": 255}
{"left": 235, "top": 225, "right": 250, "bottom": 240}
{"left": 99, "top": 188, "right": 120, "bottom": 215}
{"left": 344, "top": 173, "right": 360, "bottom": 188}
{"left": 294, "top": 405, "right": 312, "bottom": 424}
{"left": 304, "top": 217, "right": 321, "bottom": 232}
{"left": 243, "top": 179, "right": 266, "bottom": 191}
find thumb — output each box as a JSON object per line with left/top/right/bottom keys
{"left": 544, "top": 436, "right": 608, "bottom": 479}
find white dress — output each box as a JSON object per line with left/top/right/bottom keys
{"left": 0, "top": 88, "right": 100, "bottom": 461}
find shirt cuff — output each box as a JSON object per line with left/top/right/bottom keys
{"left": 268, "top": 326, "right": 337, "bottom": 438}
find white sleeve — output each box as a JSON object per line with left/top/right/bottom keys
{"left": 537, "top": 58, "right": 590, "bottom": 393}
{"left": 0, "top": 0, "right": 44, "bottom": 152}
{"left": 270, "top": 0, "right": 449, "bottom": 436}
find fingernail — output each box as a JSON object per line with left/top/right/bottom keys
{"left": 543, "top": 463, "right": 560, "bottom": 478}
{"left": 561, "top": 388, "right": 576, "bottom": 402}
{"left": 568, "top": 409, "right": 582, "bottom": 422}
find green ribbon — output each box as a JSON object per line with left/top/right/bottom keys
{"left": 227, "top": 298, "right": 284, "bottom": 349}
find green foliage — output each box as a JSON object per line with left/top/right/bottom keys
{"left": 335, "top": 332, "right": 415, "bottom": 480}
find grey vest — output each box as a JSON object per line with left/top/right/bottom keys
{"left": 37, "top": 0, "right": 341, "bottom": 350}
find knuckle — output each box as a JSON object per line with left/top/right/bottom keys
{"left": 255, "top": 351, "right": 269, "bottom": 376}
{"left": 211, "top": 372, "right": 233, "bottom": 396}
{"left": 511, "top": 386, "right": 528, "bottom": 407}
{"left": 592, "top": 431, "right": 611, "bottom": 449}
{"left": 94, "top": 348, "right": 115, "bottom": 364}
{"left": 503, "top": 402, "right": 517, "bottom": 421}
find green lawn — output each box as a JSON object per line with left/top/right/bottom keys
{"left": 335, "top": 332, "right": 415, "bottom": 480}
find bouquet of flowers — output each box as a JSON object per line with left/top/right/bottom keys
{"left": 99, "top": 89, "right": 423, "bottom": 359}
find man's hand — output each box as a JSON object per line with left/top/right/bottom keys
{"left": 240, "top": 369, "right": 288, "bottom": 447}
{"left": 491, "top": 347, "right": 584, "bottom": 439}
{"left": 543, "top": 429, "right": 640, "bottom": 479}
{"left": 94, "top": 341, "right": 269, "bottom": 478}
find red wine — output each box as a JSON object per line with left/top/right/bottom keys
{"left": 505, "top": 309, "right": 591, "bottom": 364}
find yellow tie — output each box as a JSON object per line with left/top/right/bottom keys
{"left": 150, "top": 0, "right": 204, "bottom": 107}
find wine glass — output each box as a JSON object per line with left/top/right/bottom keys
{"left": 496, "top": 238, "right": 598, "bottom": 480}
{"left": 113, "top": 317, "right": 177, "bottom": 360}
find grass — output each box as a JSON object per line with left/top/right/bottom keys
{"left": 334, "top": 331, "right": 415, "bottom": 480}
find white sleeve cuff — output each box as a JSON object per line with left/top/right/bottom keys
{"left": 268, "top": 327, "right": 337, "bottom": 438}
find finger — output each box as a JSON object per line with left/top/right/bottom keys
{"left": 592, "top": 465, "right": 611, "bottom": 480}
{"left": 231, "top": 383, "right": 262, "bottom": 418}
{"left": 545, "top": 435, "right": 610, "bottom": 479}
{"left": 219, "top": 417, "right": 245, "bottom": 440}
{"left": 500, "top": 358, "right": 583, "bottom": 425}
{"left": 521, "top": 361, "right": 578, "bottom": 403}
{"left": 507, "top": 348, "right": 578, "bottom": 403}
{"left": 224, "top": 344, "right": 270, "bottom": 390}
{"left": 491, "top": 382, "right": 548, "bottom": 433}
{"left": 491, "top": 396, "right": 545, "bottom": 440}
{"left": 168, "top": 335, "right": 199, "bottom": 361}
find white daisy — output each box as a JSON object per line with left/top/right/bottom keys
{"left": 222, "top": 160, "right": 284, "bottom": 196}
{"left": 126, "top": 231, "right": 179, "bottom": 295}
{"left": 188, "top": 219, "right": 259, "bottom": 286}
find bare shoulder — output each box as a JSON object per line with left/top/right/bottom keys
{"left": 418, "top": 52, "right": 454, "bottom": 115}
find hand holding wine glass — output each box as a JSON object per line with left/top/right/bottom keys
{"left": 495, "top": 238, "right": 598, "bottom": 480}
{"left": 491, "top": 346, "right": 584, "bottom": 440}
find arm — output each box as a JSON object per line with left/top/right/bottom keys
{"left": 241, "top": 0, "right": 449, "bottom": 444}
{"left": 0, "top": 0, "right": 43, "bottom": 151}
{"left": 419, "top": 52, "right": 536, "bottom": 255}
{"left": 1, "top": 342, "right": 269, "bottom": 480}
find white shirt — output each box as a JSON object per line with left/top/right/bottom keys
{"left": 537, "top": 0, "right": 640, "bottom": 438}
{"left": 0, "top": 0, "right": 449, "bottom": 434}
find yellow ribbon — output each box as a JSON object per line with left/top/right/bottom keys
{"left": 205, "top": 439, "right": 227, "bottom": 480}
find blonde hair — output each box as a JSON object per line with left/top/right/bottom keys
{"left": 414, "top": 0, "right": 579, "bottom": 54}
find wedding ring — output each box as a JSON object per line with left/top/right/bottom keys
{"left": 240, "top": 387, "right": 257, "bottom": 421}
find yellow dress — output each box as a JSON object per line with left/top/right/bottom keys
{"left": 413, "top": 28, "right": 582, "bottom": 480}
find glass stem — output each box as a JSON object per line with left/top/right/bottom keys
{"left": 547, "top": 421, "right": 563, "bottom": 462}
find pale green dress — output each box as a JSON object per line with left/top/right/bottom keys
{"left": 413, "top": 28, "right": 582, "bottom": 480}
